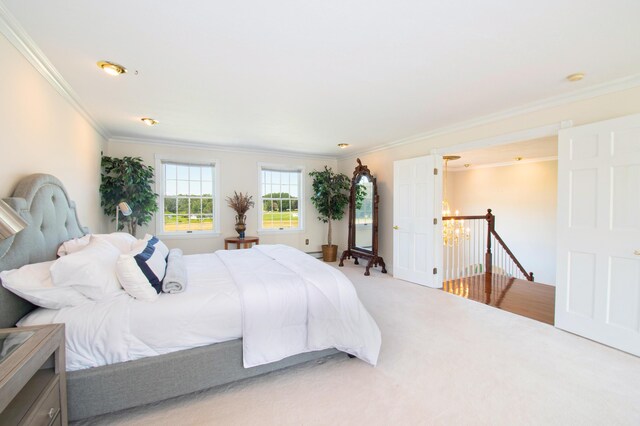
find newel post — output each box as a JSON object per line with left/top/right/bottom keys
{"left": 484, "top": 209, "right": 494, "bottom": 275}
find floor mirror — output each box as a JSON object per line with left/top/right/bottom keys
{"left": 339, "top": 159, "right": 387, "bottom": 276}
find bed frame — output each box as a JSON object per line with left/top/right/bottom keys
{"left": 0, "top": 174, "right": 339, "bottom": 421}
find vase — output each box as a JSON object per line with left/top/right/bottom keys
{"left": 235, "top": 214, "right": 246, "bottom": 239}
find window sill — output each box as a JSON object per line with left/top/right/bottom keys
{"left": 257, "top": 229, "right": 304, "bottom": 235}
{"left": 156, "top": 232, "right": 222, "bottom": 240}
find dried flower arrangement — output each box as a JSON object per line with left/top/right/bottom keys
{"left": 226, "top": 191, "right": 255, "bottom": 216}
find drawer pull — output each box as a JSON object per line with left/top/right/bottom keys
{"left": 47, "top": 407, "right": 60, "bottom": 425}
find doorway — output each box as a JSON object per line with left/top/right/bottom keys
{"left": 433, "top": 125, "right": 561, "bottom": 323}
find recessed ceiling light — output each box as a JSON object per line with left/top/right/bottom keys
{"left": 566, "top": 73, "right": 585, "bottom": 82}
{"left": 337, "top": 143, "right": 349, "bottom": 149}
{"left": 97, "top": 61, "right": 127, "bottom": 76}
{"left": 464, "top": 164, "right": 470, "bottom": 168}
{"left": 514, "top": 156, "right": 523, "bottom": 161}
{"left": 141, "top": 117, "right": 159, "bottom": 126}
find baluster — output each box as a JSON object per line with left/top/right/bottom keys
{"left": 444, "top": 240, "right": 447, "bottom": 282}
{"left": 457, "top": 232, "right": 460, "bottom": 278}
{"left": 468, "top": 220, "right": 471, "bottom": 277}
{"left": 449, "top": 242, "right": 452, "bottom": 281}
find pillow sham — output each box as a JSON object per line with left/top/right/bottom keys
{"left": 56, "top": 232, "right": 137, "bottom": 257}
{"left": 50, "top": 238, "right": 124, "bottom": 301}
{"left": 116, "top": 237, "right": 167, "bottom": 302}
{"left": 0, "top": 260, "right": 91, "bottom": 309}
{"left": 56, "top": 234, "right": 91, "bottom": 257}
{"left": 92, "top": 232, "right": 138, "bottom": 254}
{"left": 137, "top": 234, "right": 169, "bottom": 258}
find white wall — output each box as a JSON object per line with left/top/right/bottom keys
{"left": 337, "top": 86, "right": 640, "bottom": 276}
{"left": 0, "top": 33, "right": 106, "bottom": 231}
{"left": 448, "top": 160, "right": 557, "bottom": 284}
{"left": 107, "top": 139, "right": 337, "bottom": 254}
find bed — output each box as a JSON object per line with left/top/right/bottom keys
{"left": 0, "top": 174, "right": 381, "bottom": 421}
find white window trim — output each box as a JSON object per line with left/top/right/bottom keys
{"left": 155, "top": 154, "right": 221, "bottom": 237}
{"left": 257, "top": 162, "right": 305, "bottom": 234}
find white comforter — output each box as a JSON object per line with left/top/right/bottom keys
{"left": 19, "top": 245, "right": 381, "bottom": 371}
{"left": 218, "top": 245, "right": 381, "bottom": 367}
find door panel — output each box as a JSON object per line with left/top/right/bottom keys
{"left": 567, "top": 251, "right": 596, "bottom": 317}
{"left": 557, "top": 113, "right": 640, "bottom": 356}
{"left": 569, "top": 169, "right": 598, "bottom": 228}
{"left": 611, "top": 165, "right": 640, "bottom": 230}
{"left": 607, "top": 256, "right": 640, "bottom": 330}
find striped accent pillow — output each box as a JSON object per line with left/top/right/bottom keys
{"left": 115, "top": 237, "right": 168, "bottom": 301}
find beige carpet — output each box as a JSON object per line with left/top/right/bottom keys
{"left": 76, "top": 263, "right": 640, "bottom": 425}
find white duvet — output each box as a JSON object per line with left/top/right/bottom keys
{"left": 19, "top": 245, "right": 381, "bottom": 371}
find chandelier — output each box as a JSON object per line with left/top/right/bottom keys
{"left": 442, "top": 155, "right": 470, "bottom": 246}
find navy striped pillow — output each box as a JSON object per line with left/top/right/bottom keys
{"left": 133, "top": 237, "right": 167, "bottom": 294}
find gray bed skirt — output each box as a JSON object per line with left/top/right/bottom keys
{"left": 68, "top": 339, "right": 340, "bottom": 421}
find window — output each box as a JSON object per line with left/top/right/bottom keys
{"left": 259, "top": 165, "right": 303, "bottom": 231}
{"left": 158, "top": 160, "right": 218, "bottom": 235}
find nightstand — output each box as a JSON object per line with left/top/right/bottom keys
{"left": 224, "top": 236, "right": 259, "bottom": 249}
{"left": 0, "top": 324, "right": 67, "bottom": 425}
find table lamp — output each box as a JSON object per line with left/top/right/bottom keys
{"left": 0, "top": 200, "right": 28, "bottom": 240}
{"left": 115, "top": 201, "right": 132, "bottom": 231}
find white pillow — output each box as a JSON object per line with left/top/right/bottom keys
{"left": 0, "top": 261, "right": 91, "bottom": 309}
{"left": 50, "top": 238, "right": 124, "bottom": 301}
{"left": 92, "top": 232, "right": 138, "bottom": 254}
{"left": 56, "top": 234, "right": 91, "bottom": 257}
{"left": 116, "top": 237, "right": 167, "bottom": 302}
{"left": 56, "top": 233, "right": 137, "bottom": 257}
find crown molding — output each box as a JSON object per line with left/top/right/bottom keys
{"left": 449, "top": 155, "right": 558, "bottom": 172}
{"left": 108, "top": 136, "right": 338, "bottom": 161}
{"left": 0, "top": 2, "right": 109, "bottom": 140}
{"left": 340, "top": 73, "right": 640, "bottom": 159}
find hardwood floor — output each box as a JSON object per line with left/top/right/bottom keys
{"left": 443, "top": 273, "right": 555, "bottom": 325}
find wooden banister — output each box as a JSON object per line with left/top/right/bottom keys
{"left": 486, "top": 209, "right": 533, "bottom": 281}
{"left": 442, "top": 208, "right": 534, "bottom": 282}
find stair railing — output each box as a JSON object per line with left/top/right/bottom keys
{"left": 442, "top": 209, "right": 534, "bottom": 282}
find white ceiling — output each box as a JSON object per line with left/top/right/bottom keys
{"left": 3, "top": 1, "right": 640, "bottom": 156}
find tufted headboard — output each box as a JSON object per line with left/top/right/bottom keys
{"left": 0, "top": 174, "right": 89, "bottom": 328}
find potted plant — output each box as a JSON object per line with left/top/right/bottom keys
{"left": 226, "top": 191, "right": 255, "bottom": 238}
{"left": 309, "top": 166, "right": 350, "bottom": 262}
{"left": 100, "top": 156, "right": 158, "bottom": 236}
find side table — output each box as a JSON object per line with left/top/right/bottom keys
{"left": 224, "top": 236, "right": 259, "bottom": 250}
{"left": 0, "top": 324, "right": 67, "bottom": 425}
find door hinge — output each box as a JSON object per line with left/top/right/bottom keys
{"left": 433, "top": 267, "right": 438, "bottom": 274}
{"left": 433, "top": 218, "right": 438, "bottom": 225}
{"left": 433, "top": 168, "right": 438, "bottom": 175}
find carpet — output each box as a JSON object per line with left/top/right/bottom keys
{"left": 75, "top": 262, "right": 640, "bottom": 425}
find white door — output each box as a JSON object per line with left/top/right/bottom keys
{"left": 556, "top": 113, "right": 640, "bottom": 356}
{"left": 393, "top": 155, "right": 443, "bottom": 287}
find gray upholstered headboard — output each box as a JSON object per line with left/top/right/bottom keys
{"left": 0, "top": 174, "right": 88, "bottom": 328}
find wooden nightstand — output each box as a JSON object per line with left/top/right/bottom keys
{"left": 0, "top": 324, "right": 67, "bottom": 425}
{"left": 224, "top": 236, "right": 259, "bottom": 249}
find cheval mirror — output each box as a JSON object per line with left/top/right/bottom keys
{"left": 339, "top": 159, "right": 386, "bottom": 276}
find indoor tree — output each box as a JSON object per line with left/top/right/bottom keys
{"left": 309, "top": 166, "right": 350, "bottom": 261}
{"left": 100, "top": 155, "right": 158, "bottom": 236}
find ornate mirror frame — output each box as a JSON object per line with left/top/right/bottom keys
{"left": 339, "top": 158, "right": 387, "bottom": 276}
